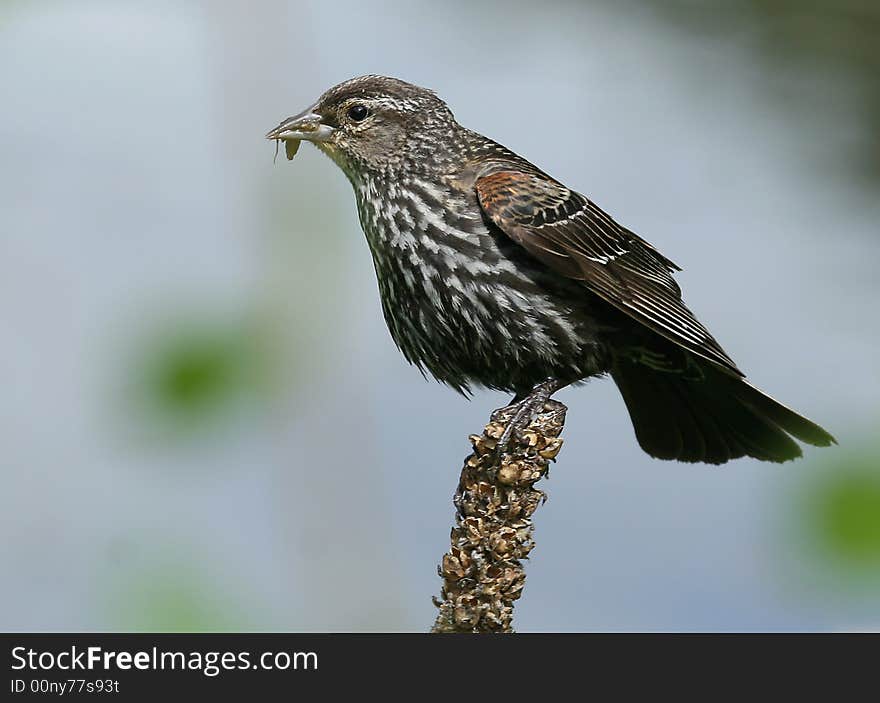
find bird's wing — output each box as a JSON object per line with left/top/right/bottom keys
{"left": 475, "top": 169, "right": 742, "bottom": 376}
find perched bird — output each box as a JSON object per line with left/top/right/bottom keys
{"left": 267, "top": 75, "right": 835, "bottom": 463}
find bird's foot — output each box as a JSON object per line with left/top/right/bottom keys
{"left": 492, "top": 379, "right": 563, "bottom": 453}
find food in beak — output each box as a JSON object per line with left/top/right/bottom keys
{"left": 272, "top": 137, "right": 301, "bottom": 163}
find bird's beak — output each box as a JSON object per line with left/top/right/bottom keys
{"left": 265, "top": 104, "right": 335, "bottom": 143}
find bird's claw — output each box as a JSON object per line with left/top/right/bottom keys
{"left": 492, "top": 379, "right": 562, "bottom": 454}
{"left": 494, "top": 400, "right": 537, "bottom": 453}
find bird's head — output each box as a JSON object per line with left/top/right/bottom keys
{"left": 266, "top": 75, "right": 457, "bottom": 179}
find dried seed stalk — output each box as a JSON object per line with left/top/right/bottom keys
{"left": 431, "top": 399, "right": 567, "bottom": 633}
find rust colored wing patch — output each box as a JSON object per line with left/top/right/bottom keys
{"left": 476, "top": 169, "right": 742, "bottom": 376}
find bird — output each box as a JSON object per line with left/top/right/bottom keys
{"left": 266, "top": 75, "right": 835, "bottom": 464}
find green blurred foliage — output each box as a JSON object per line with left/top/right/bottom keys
{"left": 106, "top": 559, "right": 255, "bottom": 632}
{"left": 804, "top": 452, "right": 880, "bottom": 570}
{"left": 124, "top": 313, "right": 279, "bottom": 440}
{"left": 148, "top": 330, "right": 252, "bottom": 416}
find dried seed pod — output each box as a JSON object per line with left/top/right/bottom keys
{"left": 485, "top": 422, "right": 505, "bottom": 440}
{"left": 539, "top": 438, "right": 564, "bottom": 460}
{"left": 521, "top": 430, "right": 542, "bottom": 448}
{"left": 454, "top": 604, "right": 480, "bottom": 629}
{"left": 497, "top": 462, "right": 520, "bottom": 485}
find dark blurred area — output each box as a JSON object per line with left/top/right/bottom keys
{"left": 649, "top": 0, "right": 880, "bottom": 185}
{"left": 2, "top": 0, "right": 878, "bottom": 631}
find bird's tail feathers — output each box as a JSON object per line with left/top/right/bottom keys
{"left": 610, "top": 356, "right": 835, "bottom": 464}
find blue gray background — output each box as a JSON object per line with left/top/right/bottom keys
{"left": 2, "top": 0, "right": 879, "bottom": 631}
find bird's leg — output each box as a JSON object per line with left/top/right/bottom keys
{"left": 493, "top": 378, "right": 564, "bottom": 451}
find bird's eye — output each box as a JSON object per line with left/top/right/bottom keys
{"left": 347, "top": 104, "right": 370, "bottom": 122}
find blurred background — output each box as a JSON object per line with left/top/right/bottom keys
{"left": 2, "top": 0, "right": 879, "bottom": 632}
